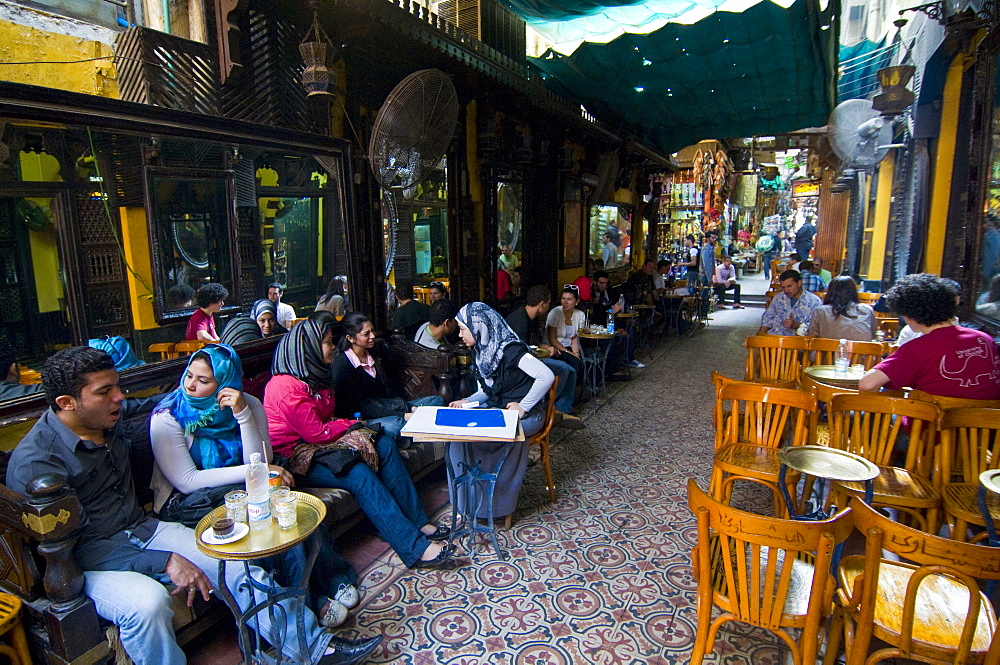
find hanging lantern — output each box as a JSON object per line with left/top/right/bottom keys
{"left": 872, "top": 65, "right": 916, "bottom": 116}
{"left": 300, "top": 13, "right": 336, "bottom": 97}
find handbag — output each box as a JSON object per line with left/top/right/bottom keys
{"left": 158, "top": 482, "right": 244, "bottom": 527}
{"left": 287, "top": 425, "right": 381, "bottom": 478}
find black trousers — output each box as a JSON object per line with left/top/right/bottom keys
{"left": 713, "top": 282, "right": 741, "bottom": 305}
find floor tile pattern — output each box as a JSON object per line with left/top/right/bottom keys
{"left": 332, "top": 308, "right": 789, "bottom": 664}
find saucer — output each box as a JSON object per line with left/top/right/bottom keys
{"left": 201, "top": 522, "right": 249, "bottom": 545}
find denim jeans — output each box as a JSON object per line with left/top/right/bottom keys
{"left": 265, "top": 527, "right": 355, "bottom": 614}
{"left": 367, "top": 395, "right": 445, "bottom": 442}
{"left": 304, "top": 433, "right": 431, "bottom": 567}
{"left": 541, "top": 358, "right": 576, "bottom": 412}
{"left": 83, "top": 521, "right": 332, "bottom": 665}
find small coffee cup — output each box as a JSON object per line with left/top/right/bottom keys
{"left": 213, "top": 517, "right": 235, "bottom": 539}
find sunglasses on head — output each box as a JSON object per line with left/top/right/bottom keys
{"left": 429, "top": 281, "right": 445, "bottom": 288}
{"left": 563, "top": 284, "right": 580, "bottom": 293}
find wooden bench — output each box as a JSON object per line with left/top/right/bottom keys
{"left": 0, "top": 335, "right": 465, "bottom": 664}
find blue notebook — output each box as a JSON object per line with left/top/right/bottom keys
{"left": 434, "top": 408, "right": 506, "bottom": 428}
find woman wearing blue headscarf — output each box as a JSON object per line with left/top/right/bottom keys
{"left": 448, "top": 303, "right": 554, "bottom": 519}
{"left": 150, "top": 345, "right": 359, "bottom": 627}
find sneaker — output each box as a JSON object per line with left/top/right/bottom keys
{"left": 334, "top": 584, "right": 360, "bottom": 609}
{"left": 319, "top": 599, "right": 349, "bottom": 628}
{"left": 733, "top": 304, "right": 745, "bottom": 309}
{"left": 556, "top": 413, "right": 584, "bottom": 429}
{"left": 628, "top": 360, "right": 646, "bottom": 368}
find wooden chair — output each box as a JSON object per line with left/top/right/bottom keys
{"left": 827, "top": 394, "right": 943, "bottom": 532}
{"left": 808, "top": 338, "right": 885, "bottom": 369}
{"left": 710, "top": 382, "right": 816, "bottom": 511}
{"left": 16, "top": 366, "right": 41, "bottom": 385}
{"left": 289, "top": 317, "right": 307, "bottom": 327}
{"left": 744, "top": 335, "right": 811, "bottom": 387}
{"left": 173, "top": 340, "right": 206, "bottom": 357}
{"left": 0, "top": 593, "right": 31, "bottom": 665}
{"left": 147, "top": 342, "right": 177, "bottom": 361}
{"left": 710, "top": 371, "right": 740, "bottom": 449}
{"left": 688, "top": 480, "right": 854, "bottom": 665}
{"left": 938, "top": 408, "right": 1000, "bottom": 542}
{"left": 527, "top": 378, "right": 559, "bottom": 502}
{"left": 876, "top": 317, "right": 900, "bottom": 340}
{"left": 825, "top": 498, "right": 1000, "bottom": 665}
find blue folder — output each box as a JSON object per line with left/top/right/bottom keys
{"left": 434, "top": 408, "right": 506, "bottom": 428}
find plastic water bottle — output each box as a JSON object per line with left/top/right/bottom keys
{"left": 606, "top": 310, "right": 615, "bottom": 334}
{"left": 834, "top": 338, "right": 849, "bottom": 377}
{"left": 246, "top": 452, "right": 271, "bottom": 531}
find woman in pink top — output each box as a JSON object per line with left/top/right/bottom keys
{"left": 264, "top": 318, "right": 453, "bottom": 569}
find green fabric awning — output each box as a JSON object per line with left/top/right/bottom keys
{"left": 528, "top": 0, "right": 841, "bottom": 155}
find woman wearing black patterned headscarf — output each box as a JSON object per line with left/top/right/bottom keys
{"left": 263, "top": 317, "right": 454, "bottom": 569}
{"left": 448, "top": 302, "right": 554, "bottom": 519}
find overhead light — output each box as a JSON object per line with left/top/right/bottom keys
{"left": 872, "top": 65, "right": 916, "bottom": 116}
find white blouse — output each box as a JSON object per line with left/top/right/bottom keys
{"left": 546, "top": 307, "right": 585, "bottom": 348}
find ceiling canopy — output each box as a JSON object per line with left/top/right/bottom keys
{"left": 528, "top": 0, "right": 841, "bottom": 155}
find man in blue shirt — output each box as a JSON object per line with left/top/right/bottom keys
{"left": 759, "top": 270, "right": 822, "bottom": 335}
{"left": 798, "top": 260, "right": 826, "bottom": 293}
{"left": 6, "top": 347, "right": 380, "bottom": 665}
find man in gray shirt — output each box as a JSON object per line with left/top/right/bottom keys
{"left": 414, "top": 299, "right": 458, "bottom": 351}
{"left": 6, "top": 347, "right": 379, "bottom": 665}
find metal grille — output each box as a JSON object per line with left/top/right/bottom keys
{"left": 115, "top": 26, "right": 219, "bottom": 115}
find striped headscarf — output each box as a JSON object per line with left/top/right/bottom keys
{"left": 250, "top": 299, "right": 288, "bottom": 336}
{"left": 219, "top": 316, "right": 263, "bottom": 346}
{"left": 272, "top": 317, "right": 330, "bottom": 388}
{"left": 456, "top": 302, "right": 524, "bottom": 379}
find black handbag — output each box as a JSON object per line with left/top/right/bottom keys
{"left": 158, "top": 482, "right": 244, "bottom": 527}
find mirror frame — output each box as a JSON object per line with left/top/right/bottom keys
{"left": 145, "top": 168, "right": 241, "bottom": 323}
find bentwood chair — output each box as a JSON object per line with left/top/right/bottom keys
{"left": 173, "top": 340, "right": 205, "bottom": 357}
{"left": 807, "top": 338, "right": 885, "bottom": 370}
{"left": 825, "top": 498, "right": 1000, "bottom": 665}
{"left": 710, "top": 371, "right": 740, "bottom": 449}
{"left": 827, "top": 394, "right": 943, "bottom": 532}
{"left": 744, "top": 335, "right": 811, "bottom": 387}
{"left": 688, "top": 480, "right": 854, "bottom": 665}
{"left": 938, "top": 408, "right": 1000, "bottom": 542}
{"left": 710, "top": 382, "right": 816, "bottom": 512}
{"left": 526, "top": 378, "right": 559, "bottom": 502}
{"left": 147, "top": 342, "right": 177, "bottom": 361}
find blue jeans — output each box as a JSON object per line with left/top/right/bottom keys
{"left": 368, "top": 395, "right": 445, "bottom": 442}
{"left": 541, "top": 358, "right": 576, "bottom": 412}
{"left": 266, "top": 527, "right": 355, "bottom": 614}
{"left": 83, "top": 521, "right": 332, "bottom": 665}
{"left": 304, "top": 434, "right": 431, "bottom": 567}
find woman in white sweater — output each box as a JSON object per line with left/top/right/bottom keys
{"left": 149, "top": 344, "right": 358, "bottom": 627}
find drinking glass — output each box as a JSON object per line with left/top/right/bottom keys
{"left": 225, "top": 490, "right": 248, "bottom": 524}
{"left": 270, "top": 486, "right": 291, "bottom": 514}
{"left": 273, "top": 495, "right": 297, "bottom": 530}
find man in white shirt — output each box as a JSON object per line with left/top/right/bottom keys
{"left": 414, "top": 299, "right": 458, "bottom": 351}
{"left": 267, "top": 282, "right": 296, "bottom": 329}
{"left": 713, "top": 255, "right": 744, "bottom": 309}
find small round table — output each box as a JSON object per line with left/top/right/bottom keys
{"left": 777, "top": 445, "right": 880, "bottom": 520}
{"left": 578, "top": 330, "right": 614, "bottom": 400}
{"left": 802, "top": 365, "right": 864, "bottom": 389}
{"left": 978, "top": 469, "right": 1000, "bottom": 547}
{"left": 195, "top": 492, "right": 327, "bottom": 665}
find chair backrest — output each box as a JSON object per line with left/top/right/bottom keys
{"left": 173, "top": 340, "right": 205, "bottom": 357}
{"left": 877, "top": 317, "right": 900, "bottom": 339}
{"left": 939, "top": 408, "right": 1000, "bottom": 484}
{"left": 908, "top": 389, "right": 1000, "bottom": 411}
{"left": 688, "top": 480, "right": 852, "bottom": 658}
{"left": 808, "top": 338, "right": 885, "bottom": 369}
{"left": 527, "top": 377, "right": 559, "bottom": 444}
{"left": 744, "top": 335, "right": 811, "bottom": 385}
{"left": 718, "top": 382, "right": 816, "bottom": 450}
{"left": 710, "top": 371, "right": 740, "bottom": 449}
{"left": 289, "top": 317, "right": 307, "bottom": 327}
{"left": 848, "top": 499, "right": 1000, "bottom": 665}
{"left": 828, "top": 394, "right": 942, "bottom": 476}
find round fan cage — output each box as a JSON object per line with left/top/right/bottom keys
{"left": 369, "top": 69, "right": 460, "bottom": 190}
{"left": 828, "top": 99, "right": 894, "bottom": 169}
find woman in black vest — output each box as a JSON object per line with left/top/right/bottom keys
{"left": 448, "top": 302, "right": 554, "bottom": 518}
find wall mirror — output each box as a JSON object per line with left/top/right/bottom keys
{"left": 497, "top": 181, "right": 523, "bottom": 253}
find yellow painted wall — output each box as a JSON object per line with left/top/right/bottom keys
{"left": 866, "top": 152, "right": 895, "bottom": 281}
{"left": 0, "top": 18, "right": 117, "bottom": 97}
{"left": 925, "top": 53, "right": 965, "bottom": 275}
{"left": 559, "top": 267, "right": 584, "bottom": 288}
{"left": 119, "top": 207, "right": 158, "bottom": 329}
{"left": 19, "top": 151, "right": 65, "bottom": 312}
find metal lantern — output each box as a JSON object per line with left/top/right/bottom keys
{"left": 872, "top": 65, "right": 916, "bottom": 116}
{"left": 300, "top": 13, "right": 335, "bottom": 97}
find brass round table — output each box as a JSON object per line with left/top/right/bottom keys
{"left": 979, "top": 469, "right": 1000, "bottom": 546}
{"left": 777, "top": 446, "right": 879, "bottom": 520}
{"left": 194, "top": 492, "right": 326, "bottom": 664}
{"left": 802, "top": 364, "right": 865, "bottom": 389}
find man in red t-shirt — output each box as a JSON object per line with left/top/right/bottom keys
{"left": 859, "top": 274, "right": 1000, "bottom": 399}
{"left": 184, "top": 283, "right": 228, "bottom": 342}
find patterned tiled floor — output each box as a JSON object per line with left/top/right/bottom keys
{"left": 327, "top": 307, "right": 788, "bottom": 664}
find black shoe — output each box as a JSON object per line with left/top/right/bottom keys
{"left": 412, "top": 543, "right": 456, "bottom": 569}
{"left": 425, "top": 524, "right": 451, "bottom": 541}
{"left": 318, "top": 635, "right": 382, "bottom": 664}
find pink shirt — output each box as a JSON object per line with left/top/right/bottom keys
{"left": 263, "top": 374, "right": 359, "bottom": 457}
{"left": 874, "top": 326, "right": 1000, "bottom": 399}
{"left": 345, "top": 348, "right": 377, "bottom": 378}
{"left": 185, "top": 308, "right": 215, "bottom": 341}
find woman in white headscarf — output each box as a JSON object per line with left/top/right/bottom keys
{"left": 448, "top": 302, "right": 554, "bottom": 518}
